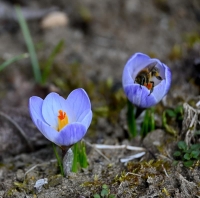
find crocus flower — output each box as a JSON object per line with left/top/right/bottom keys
{"left": 122, "top": 52, "right": 171, "bottom": 108}
{"left": 29, "top": 88, "right": 92, "bottom": 147}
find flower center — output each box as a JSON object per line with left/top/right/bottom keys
{"left": 58, "top": 110, "right": 69, "bottom": 131}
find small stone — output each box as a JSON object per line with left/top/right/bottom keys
{"left": 16, "top": 169, "right": 25, "bottom": 182}
{"left": 41, "top": 11, "right": 68, "bottom": 29}
{"left": 34, "top": 178, "right": 48, "bottom": 193}
{"left": 142, "top": 129, "right": 171, "bottom": 155}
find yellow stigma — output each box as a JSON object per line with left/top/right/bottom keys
{"left": 58, "top": 110, "right": 69, "bottom": 131}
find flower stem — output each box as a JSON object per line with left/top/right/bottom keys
{"left": 72, "top": 143, "right": 78, "bottom": 172}
{"left": 52, "top": 143, "right": 64, "bottom": 176}
{"left": 127, "top": 100, "right": 137, "bottom": 137}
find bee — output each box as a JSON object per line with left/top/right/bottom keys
{"left": 134, "top": 62, "right": 163, "bottom": 95}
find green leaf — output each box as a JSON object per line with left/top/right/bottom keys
{"left": 175, "top": 105, "right": 183, "bottom": 114}
{"left": 162, "top": 111, "right": 177, "bottom": 136}
{"left": 190, "top": 150, "right": 200, "bottom": 159}
{"left": 41, "top": 39, "right": 65, "bottom": 84}
{"left": 184, "top": 153, "right": 191, "bottom": 160}
{"left": 172, "top": 161, "right": 178, "bottom": 166}
{"left": 101, "top": 189, "right": 109, "bottom": 196}
{"left": 166, "top": 109, "right": 176, "bottom": 117}
{"left": 178, "top": 141, "right": 187, "bottom": 151}
{"left": 79, "top": 141, "right": 88, "bottom": 168}
{"left": 141, "top": 109, "right": 151, "bottom": 137}
{"left": 173, "top": 151, "right": 181, "bottom": 157}
{"left": 183, "top": 160, "right": 194, "bottom": 167}
{"left": 52, "top": 143, "right": 64, "bottom": 176}
{"left": 190, "top": 144, "right": 200, "bottom": 150}
{"left": 109, "top": 195, "right": 116, "bottom": 198}
{"left": 93, "top": 194, "right": 101, "bottom": 198}
{"left": 102, "top": 184, "right": 108, "bottom": 189}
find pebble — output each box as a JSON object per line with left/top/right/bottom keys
{"left": 142, "top": 129, "right": 167, "bottom": 154}
{"left": 16, "top": 169, "right": 25, "bottom": 182}
{"left": 34, "top": 178, "right": 48, "bottom": 192}
{"left": 41, "top": 11, "right": 68, "bottom": 29}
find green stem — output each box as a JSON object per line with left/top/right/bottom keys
{"left": 72, "top": 143, "right": 78, "bottom": 172}
{"left": 52, "top": 143, "right": 64, "bottom": 176}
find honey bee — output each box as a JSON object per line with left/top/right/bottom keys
{"left": 134, "top": 62, "right": 163, "bottom": 95}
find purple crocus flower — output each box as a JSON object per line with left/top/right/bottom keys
{"left": 122, "top": 52, "right": 171, "bottom": 108}
{"left": 29, "top": 88, "right": 92, "bottom": 147}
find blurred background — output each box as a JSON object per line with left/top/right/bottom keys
{"left": 0, "top": 0, "right": 199, "bottom": 107}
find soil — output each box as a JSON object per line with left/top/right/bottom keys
{"left": 0, "top": 0, "right": 200, "bottom": 197}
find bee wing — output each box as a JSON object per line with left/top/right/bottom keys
{"left": 147, "top": 62, "right": 158, "bottom": 71}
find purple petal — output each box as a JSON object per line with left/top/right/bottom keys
{"left": 57, "top": 123, "right": 87, "bottom": 146}
{"left": 77, "top": 110, "right": 92, "bottom": 130}
{"left": 151, "top": 64, "right": 172, "bottom": 100}
{"left": 65, "top": 88, "right": 91, "bottom": 122}
{"left": 42, "top": 92, "right": 66, "bottom": 128}
{"left": 124, "top": 84, "right": 157, "bottom": 108}
{"left": 29, "top": 96, "right": 45, "bottom": 126}
{"left": 164, "top": 65, "right": 172, "bottom": 93}
{"left": 36, "top": 119, "right": 59, "bottom": 143}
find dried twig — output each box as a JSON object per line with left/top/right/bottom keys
{"left": 83, "top": 140, "right": 111, "bottom": 162}
{"left": 24, "top": 159, "right": 57, "bottom": 179}
{"left": 162, "top": 164, "right": 169, "bottom": 177}
{"left": 93, "top": 144, "right": 145, "bottom": 151}
{"left": 120, "top": 152, "right": 146, "bottom": 163}
{"left": 182, "top": 103, "right": 200, "bottom": 145}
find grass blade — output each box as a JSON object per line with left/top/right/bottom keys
{"left": 52, "top": 143, "right": 64, "bottom": 176}
{"left": 0, "top": 53, "right": 29, "bottom": 71}
{"left": 15, "top": 5, "right": 41, "bottom": 83}
{"left": 41, "top": 39, "right": 65, "bottom": 84}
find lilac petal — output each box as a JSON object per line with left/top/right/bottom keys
{"left": 42, "top": 92, "right": 67, "bottom": 128}
{"left": 36, "top": 119, "right": 59, "bottom": 144}
{"left": 151, "top": 80, "right": 167, "bottom": 102}
{"left": 29, "top": 96, "right": 45, "bottom": 126}
{"left": 124, "top": 84, "right": 157, "bottom": 108}
{"left": 65, "top": 88, "right": 91, "bottom": 122}
{"left": 164, "top": 65, "right": 172, "bottom": 93}
{"left": 151, "top": 64, "right": 172, "bottom": 100}
{"left": 78, "top": 110, "right": 92, "bottom": 130}
{"left": 57, "top": 123, "right": 87, "bottom": 146}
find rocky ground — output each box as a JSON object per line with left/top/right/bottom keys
{"left": 0, "top": 0, "right": 200, "bottom": 197}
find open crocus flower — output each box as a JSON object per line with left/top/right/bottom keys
{"left": 29, "top": 88, "right": 92, "bottom": 147}
{"left": 122, "top": 52, "right": 171, "bottom": 108}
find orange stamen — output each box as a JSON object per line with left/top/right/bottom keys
{"left": 58, "top": 110, "right": 69, "bottom": 131}
{"left": 144, "top": 83, "right": 153, "bottom": 90}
